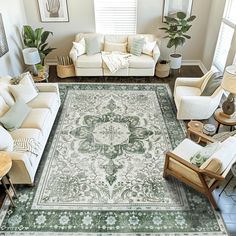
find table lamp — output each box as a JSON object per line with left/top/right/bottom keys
{"left": 221, "top": 65, "right": 236, "bottom": 117}
{"left": 22, "top": 48, "right": 41, "bottom": 76}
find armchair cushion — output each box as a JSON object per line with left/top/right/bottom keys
{"left": 201, "top": 158, "right": 222, "bottom": 174}
{"left": 201, "top": 72, "right": 222, "bottom": 96}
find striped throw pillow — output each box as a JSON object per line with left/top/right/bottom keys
{"left": 130, "top": 38, "right": 145, "bottom": 56}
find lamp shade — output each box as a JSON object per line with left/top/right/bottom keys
{"left": 222, "top": 65, "right": 236, "bottom": 94}
{"left": 22, "top": 48, "right": 41, "bottom": 65}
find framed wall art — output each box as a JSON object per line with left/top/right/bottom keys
{"left": 37, "top": 0, "right": 69, "bottom": 22}
{"left": 163, "top": 0, "right": 193, "bottom": 21}
{"left": 0, "top": 13, "right": 9, "bottom": 57}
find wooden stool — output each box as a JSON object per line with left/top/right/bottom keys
{"left": 0, "top": 152, "right": 17, "bottom": 207}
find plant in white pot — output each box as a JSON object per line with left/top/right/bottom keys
{"left": 159, "top": 12, "right": 196, "bottom": 69}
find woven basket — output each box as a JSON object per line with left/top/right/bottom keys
{"left": 57, "top": 64, "right": 75, "bottom": 78}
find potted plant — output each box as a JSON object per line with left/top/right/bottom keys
{"left": 159, "top": 12, "right": 196, "bottom": 69}
{"left": 22, "top": 25, "right": 56, "bottom": 66}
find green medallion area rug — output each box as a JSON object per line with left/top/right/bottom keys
{"left": 0, "top": 84, "right": 227, "bottom": 235}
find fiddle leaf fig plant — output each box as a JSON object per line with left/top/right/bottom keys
{"left": 22, "top": 25, "right": 56, "bottom": 65}
{"left": 159, "top": 12, "right": 196, "bottom": 53}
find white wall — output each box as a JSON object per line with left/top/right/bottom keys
{"left": 0, "top": 0, "right": 27, "bottom": 76}
{"left": 202, "top": 0, "right": 226, "bottom": 70}
{"left": 23, "top": 0, "right": 213, "bottom": 63}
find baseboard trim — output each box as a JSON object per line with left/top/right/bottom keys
{"left": 45, "top": 59, "right": 208, "bottom": 74}
{"left": 182, "top": 60, "right": 208, "bottom": 74}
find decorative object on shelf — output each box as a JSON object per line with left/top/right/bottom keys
{"left": 203, "top": 124, "right": 216, "bottom": 136}
{"left": 22, "top": 25, "right": 56, "bottom": 65}
{"left": 37, "top": 0, "right": 69, "bottom": 22}
{"left": 221, "top": 65, "right": 236, "bottom": 117}
{"left": 156, "top": 60, "right": 170, "bottom": 78}
{"left": 0, "top": 13, "right": 9, "bottom": 57}
{"left": 57, "top": 55, "right": 75, "bottom": 78}
{"left": 159, "top": 12, "right": 196, "bottom": 69}
{"left": 22, "top": 48, "right": 41, "bottom": 76}
{"left": 162, "top": 0, "right": 193, "bottom": 22}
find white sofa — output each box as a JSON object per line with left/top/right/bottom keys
{"left": 69, "top": 33, "right": 160, "bottom": 76}
{"left": 174, "top": 70, "right": 224, "bottom": 120}
{"left": 0, "top": 76, "right": 60, "bottom": 184}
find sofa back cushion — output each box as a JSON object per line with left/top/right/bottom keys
{"left": 104, "top": 35, "right": 128, "bottom": 44}
{"left": 104, "top": 41, "right": 127, "bottom": 53}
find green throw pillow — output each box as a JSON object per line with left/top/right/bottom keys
{"left": 85, "top": 37, "right": 100, "bottom": 55}
{"left": 0, "top": 99, "right": 31, "bottom": 131}
{"left": 201, "top": 72, "right": 222, "bottom": 96}
{"left": 131, "top": 38, "right": 145, "bottom": 56}
{"left": 190, "top": 142, "right": 220, "bottom": 167}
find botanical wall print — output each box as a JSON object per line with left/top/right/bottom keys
{"left": 163, "top": 0, "right": 193, "bottom": 21}
{"left": 0, "top": 13, "right": 9, "bottom": 57}
{"left": 38, "top": 0, "right": 69, "bottom": 22}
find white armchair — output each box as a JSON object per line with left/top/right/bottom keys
{"left": 174, "top": 70, "right": 224, "bottom": 120}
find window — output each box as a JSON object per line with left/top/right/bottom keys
{"left": 94, "top": 0, "right": 137, "bottom": 35}
{"left": 212, "top": 0, "right": 236, "bottom": 72}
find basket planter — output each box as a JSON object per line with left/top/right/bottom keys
{"left": 57, "top": 64, "right": 75, "bottom": 78}
{"left": 156, "top": 60, "right": 170, "bottom": 78}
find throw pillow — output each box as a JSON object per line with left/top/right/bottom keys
{"left": 0, "top": 99, "right": 31, "bottom": 131}
{"left": 0, "top": 83, "right": 15, "bottom": 106}
{"left": 0, "top": 126, "right": 14, "bottom": 151}
{"left": 85, "top": 36, "right": 100, "bottom": 55}
{"left": 201, "top": 72, "right": 223, "bottom": 96}
{"left": 142, "top": 39, "right": 157, "bottom": 56}
{"left": 190, "top": 142, "right": 220, "bottom": 167}
{"left": 73, "top": 38, "right": 86, "bottom": 57}
{"left": 0, "top": 96, "right": 9, "bottom": 117}
{"left": 104, "top": 41, "right": 127, "bottom": 53}
{"left": 130, "top": 38, "right": 145, "bottom": 56}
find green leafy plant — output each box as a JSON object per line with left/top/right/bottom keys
{"left": 159, "top": 12, "right": 196, "bottom": 54}
{"left": 22, "top": 25, "right": 56, "bottom": 65}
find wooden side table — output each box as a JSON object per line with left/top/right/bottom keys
{"left": 187, "top": 121, "right": 204, "bottom": 143}
{"left": 0, "top": 152, "right": 17, "bottom": 207}
{"left": 33, "top": 65, "right": 49, "bottom": 83}
{"left": 214, "top": 108, "right": 236, "bottom": 133}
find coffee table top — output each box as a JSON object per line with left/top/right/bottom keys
{"left": 0, "top": 152, "right": 12, "bottom": 179}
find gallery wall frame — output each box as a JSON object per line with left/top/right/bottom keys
{"left": 0, "top": 13, "right": 9, "bottom": 57}
{"left": 37, "top": 0, "right": 69, "bottom": 22}
{"left": 162, "top": 0, "right": 193, "bottom": 21}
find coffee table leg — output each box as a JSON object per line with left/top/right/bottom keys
{"left": 1, "top": 178, "right": 16, "bottom": 207}
{"left": 6, "top": 174, "right": 18, "bottom": 198}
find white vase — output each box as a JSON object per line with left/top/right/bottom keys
{"left": 169, "top": 53, "right": 182, "bottom": 69}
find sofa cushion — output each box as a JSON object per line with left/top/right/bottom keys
{"left": 104, "top": 35, "right": 127, "bottom": 44}
{"left": 75, "top": 54, "right": 102, "bottom": 68}
{"left": 0, "top": 83, "right": 15, "bottom": 106}
{"left": 130, "top": 38, "right": 145, "bottom": 56}
{"left": 128, "top": 54, "right": 155, "bottom": 68}
{"left": 21, "top": 108, "right": 51, "bottom": 132}
{"left": 128, "top": 34, "right": 155, "bottom": 52}
{"left": 73, "top": 38, "right": 86, "bottom": 57}
{"left": 104, "top": 41, "right": 127, "bottom": 53}
{"left": 85, "top": 36, "right": 101, "bottom": 55}
{"left": 10, "top": 128, "right": 43, "bottom": 142}
{"left": 27, "top": 92, "right": 59, "bottom": 113}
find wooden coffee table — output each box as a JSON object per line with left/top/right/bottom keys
{"left": 214, "top": 108, "right": 236, "bottom": 133}
{"left": 0, "top": 152, "right": 18, "bottom": 207}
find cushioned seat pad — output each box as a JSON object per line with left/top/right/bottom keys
{"left": 21, "top": 108, "right": 51, "bottom": 132}
{"left": 27, "top": 92, "right": 58, "bottom": 112}
{"left": 128, "top": 54, "right": 155, "bottom": 68}
{"left": 75, "top": 54, "right": 102, "bottom": 68}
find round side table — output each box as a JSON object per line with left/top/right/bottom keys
{"left": 187, "top": 120, "right": 203, "bottom": 132}
{"left": 0, "top": 152, "right": 18, "bottom": 207}
{"left": 214, "top": 108, "right": 236, "bottom": 133}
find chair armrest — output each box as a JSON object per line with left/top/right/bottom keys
{"left": 187, "top": 128, "right": 215, "bottom": 144}
{"left": 36, "top": 83, "right": 59, "bottom": 94}
{"left": 175, "top": 77, "right": 205, "bottom": 90}
{"left": 152, "top": 44, "right": 160, "bottom": 64}
{"left": 69, "top": 47, "right": 78, "bottom": 62}
{"left": 199, "top": 169, "right": 224, "bottom": 181}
